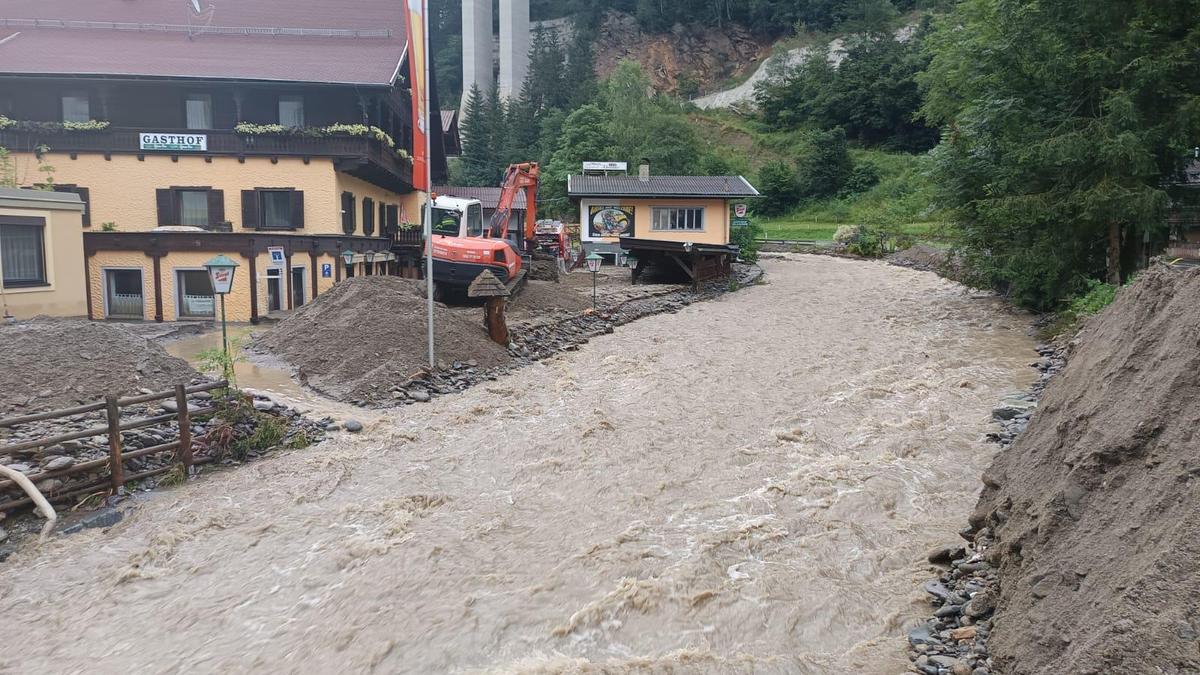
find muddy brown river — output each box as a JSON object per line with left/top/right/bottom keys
{"left": 0, "top": 256, "right": 1035, "bottom": 674}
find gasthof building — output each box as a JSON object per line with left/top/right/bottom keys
{"left": 0, "top": 0, "right": 431, "bottom": 323}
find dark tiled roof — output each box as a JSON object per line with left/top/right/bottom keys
{"left": 568, "top": 175, "right": 759, "bottom": 198}
{"left": 0, "top": 0, "right": 406, "bottom": 85}
{"left": 433, "top": 186, "right": 527, "bottom": 210}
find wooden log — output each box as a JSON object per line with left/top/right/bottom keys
{"left": 175, "top": 384, "right": 193, "bottom": 474}
{"left": 0, "top": 441, "right": 182, "bottom": 503}
{"left": 0, "top": 408, "right": 211, "bottom": 457}
{"left": 105, "top": 395, "right": 124, "bottom": 491}
{"left": 0, "top": 380, "right": 226, "bottom": 428}
{"left": 485, "top": 297, "right": 509, "bottom": 345}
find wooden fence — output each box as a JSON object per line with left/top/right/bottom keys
{"left": 0, "top": 381, "right": 227, "bottom": 513}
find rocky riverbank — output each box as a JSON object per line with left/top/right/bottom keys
{"left": 907, "top": 341, "right": 1068, "bottom": 675}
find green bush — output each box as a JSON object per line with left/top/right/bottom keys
{"left": 730, "top": 221, "right": 766, "bottom": 263}
{"left": 233, "top": 414, "right": 287, "bottom": 460}
{"left": 840, "top": 161, "right": 881, "bottom": 197}
{"left": 1067, "top": 279, "right": 1119, "bottom": 318}
{"left": 1041, "top": 278, "right": 1121, "bottom": 338}
{"left": 756, "top": 160, "right": 801, "bottom": 216}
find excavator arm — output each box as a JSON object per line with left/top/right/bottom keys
{"left": 489, "top": 162, "right": 540, "bottom": 251}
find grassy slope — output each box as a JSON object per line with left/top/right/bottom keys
{"left": 689, "top": 109, "right": 942, "bottom": 242}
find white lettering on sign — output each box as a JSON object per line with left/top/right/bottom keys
{"left": 139, "top": 132, "right": 208, "bottom": 152}
{"left": 582, "top": 161, "right": 628, "bottom": 172}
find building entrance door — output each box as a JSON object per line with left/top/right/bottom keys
{"left": 290, "top": 267, "right": 305, "bottom": 308}
{"left": 266, "top": 268, "right": 282, "bottom": 312}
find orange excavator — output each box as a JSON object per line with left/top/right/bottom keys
{"left": 428, "top": 162, "right": 558, "bottom": 298}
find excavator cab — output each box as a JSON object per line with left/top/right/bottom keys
{"left": 431, "top": 200, "right": 484, "bottom": 238}
{"left": 427, "top": 195, "right": 522, "bottom": 299}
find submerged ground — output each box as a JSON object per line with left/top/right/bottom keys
{"left": 0, "top": 256, "right": 1035, "bottom": 673}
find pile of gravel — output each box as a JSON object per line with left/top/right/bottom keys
{"left": 0, "top": 319, "right": 199, "bottom": 415}
{"left": 253, "top": 276, "right": 510, "bottom": 401}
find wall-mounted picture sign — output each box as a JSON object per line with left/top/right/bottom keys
{"left": 267, "top": 247, "right": 286, "bottom": 267}
{"left": 588, "top": 205, "right": 635, "bottom": 238}
{"left": 734, "top": 203, "right": 748, "bottom": 218}
{"left": 321, "top": 263, "right": 332, "bottom": 278}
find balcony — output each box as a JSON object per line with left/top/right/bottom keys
{"left": 0, "top": 127, "right": 413, "bottom": 192}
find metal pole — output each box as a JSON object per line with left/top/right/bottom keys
{"left": 220, "top": 294, "right": 228, "bottom": 358}
{"left": 592, "top": 271, "right": 597, "bottom": 311}
{"left": 423, "top": 0, "right": 436, "bottom": 369}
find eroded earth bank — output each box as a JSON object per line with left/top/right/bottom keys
{"left": 0, "top": 256, "right": 1035, "bottom": 673}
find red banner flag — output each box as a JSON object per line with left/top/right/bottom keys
{"left": 405, "top": 0, "right": 430, "bottom": 191}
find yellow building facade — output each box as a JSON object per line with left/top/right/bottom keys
{"left": 0, "top": 188, "right": 88, "bottom": 319}
{"left": 27, "top": 152, "right": 424, "bottom": 324}
{"left": 569, "top": 171, "right": 759, "bottom": 284}
{"left": 3, "top": 132, "right": 426, "bottom": 324}
{"left": 0, "top": 0, "right": 433, "bottom": 323}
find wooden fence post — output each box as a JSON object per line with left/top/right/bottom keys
{"left": 105, "top": 394, "right": 124, "bottom": 491}
{"left": 175, "top": 384, "right": 193, "bottom": 474}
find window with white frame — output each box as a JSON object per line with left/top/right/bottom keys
{"left": 0, "top": 219, "right": 46, "bottom": 287}
{"left": 651, "top": 206, "right": 705, "bottom": 231}
{"left": 61, "top": 93, "right": 90, "bottom": 123}
{"left": 278, "top": 95, "right": 305, "bottom": 128}
{"left": 185, "top": 94, "right": 213, "bottom": 129}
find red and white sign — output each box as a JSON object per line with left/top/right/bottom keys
{"left": 210, "top": 268, "right": 235, "bottom": 294}
{"left": 734, "top": 203, "right": 748, "bottom": 218}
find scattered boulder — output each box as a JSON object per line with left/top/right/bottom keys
{"left": 963, "top": 590, "right": 995, "bottom": 618}
{"left": 41, "top": 456, "right": 75, "bottom": 472}
{"left": 343, "top": 420, "right": 364, "bottom": 434}
{"left": 928, "top": 543, "right": 967, "bottom": 565}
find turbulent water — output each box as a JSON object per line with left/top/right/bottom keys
{"left": 0, "top": 256, "right": 1035, "bottom": 674}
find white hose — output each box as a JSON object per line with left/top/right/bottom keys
{"left": 0, "top": 465, "right": 57, "bottom": 543}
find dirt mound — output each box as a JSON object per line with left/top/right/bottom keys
{"left": 971, "top": 265, "right": 1200, "bottom": 674}
{"left": 0, "top": 319, "right": 199, "bottom": 415}
{"left": 254, "top": 276, "right": 509, "bottom": 401}
{"left": 888, "top": 244, "right": 953, "bottom": 271}
{"left": 507, "top": 280, "right": 591, "bottom": 320}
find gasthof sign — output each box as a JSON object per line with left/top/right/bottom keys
{"left": 139, "top": 133, "right": 208, "bottom": 152}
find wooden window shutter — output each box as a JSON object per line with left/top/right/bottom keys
{"left": 386, "top": 204, "right": 399, "bottom": 230}
{"left": 363, "top": 197, "right": 375, "bottom": 236}
{"left": 207, "top": 190, "right": 225, "bottom": 227}
{"left": 241, "top": 190, "right": 259, "bottom": 229}
{"left": 290, "top": 190, "right": 305, "bottom": 229}
{"left": 76, "top": 187, "right": 91, "bottom": 227}
{"left": 54, "top": 185, "right": 90, "bottom": 227}
{"left": 341, "top": 191, "right": 355, "bottom": 234}
{"left": 379, "top": 202, "right": 386, "bottom": 235}
{"left": 156, "top": 189, "right": 176, "bottom": 226}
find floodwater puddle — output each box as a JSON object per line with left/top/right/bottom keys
{"left": 163, "top": 325, "right": 377, "bottom": 423}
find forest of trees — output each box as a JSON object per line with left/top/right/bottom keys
{"left": 442, "top": 0, "right": 1200, "bottom": 311}
{"left": 919, "top": 0, "right": 1200, "bottom": 309}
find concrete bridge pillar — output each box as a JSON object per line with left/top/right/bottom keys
{"left": 461, "top": 0, "right": 493, "bottom": 107}
{"left": 498, "top": 0, "right": 529, "bottom": 101}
